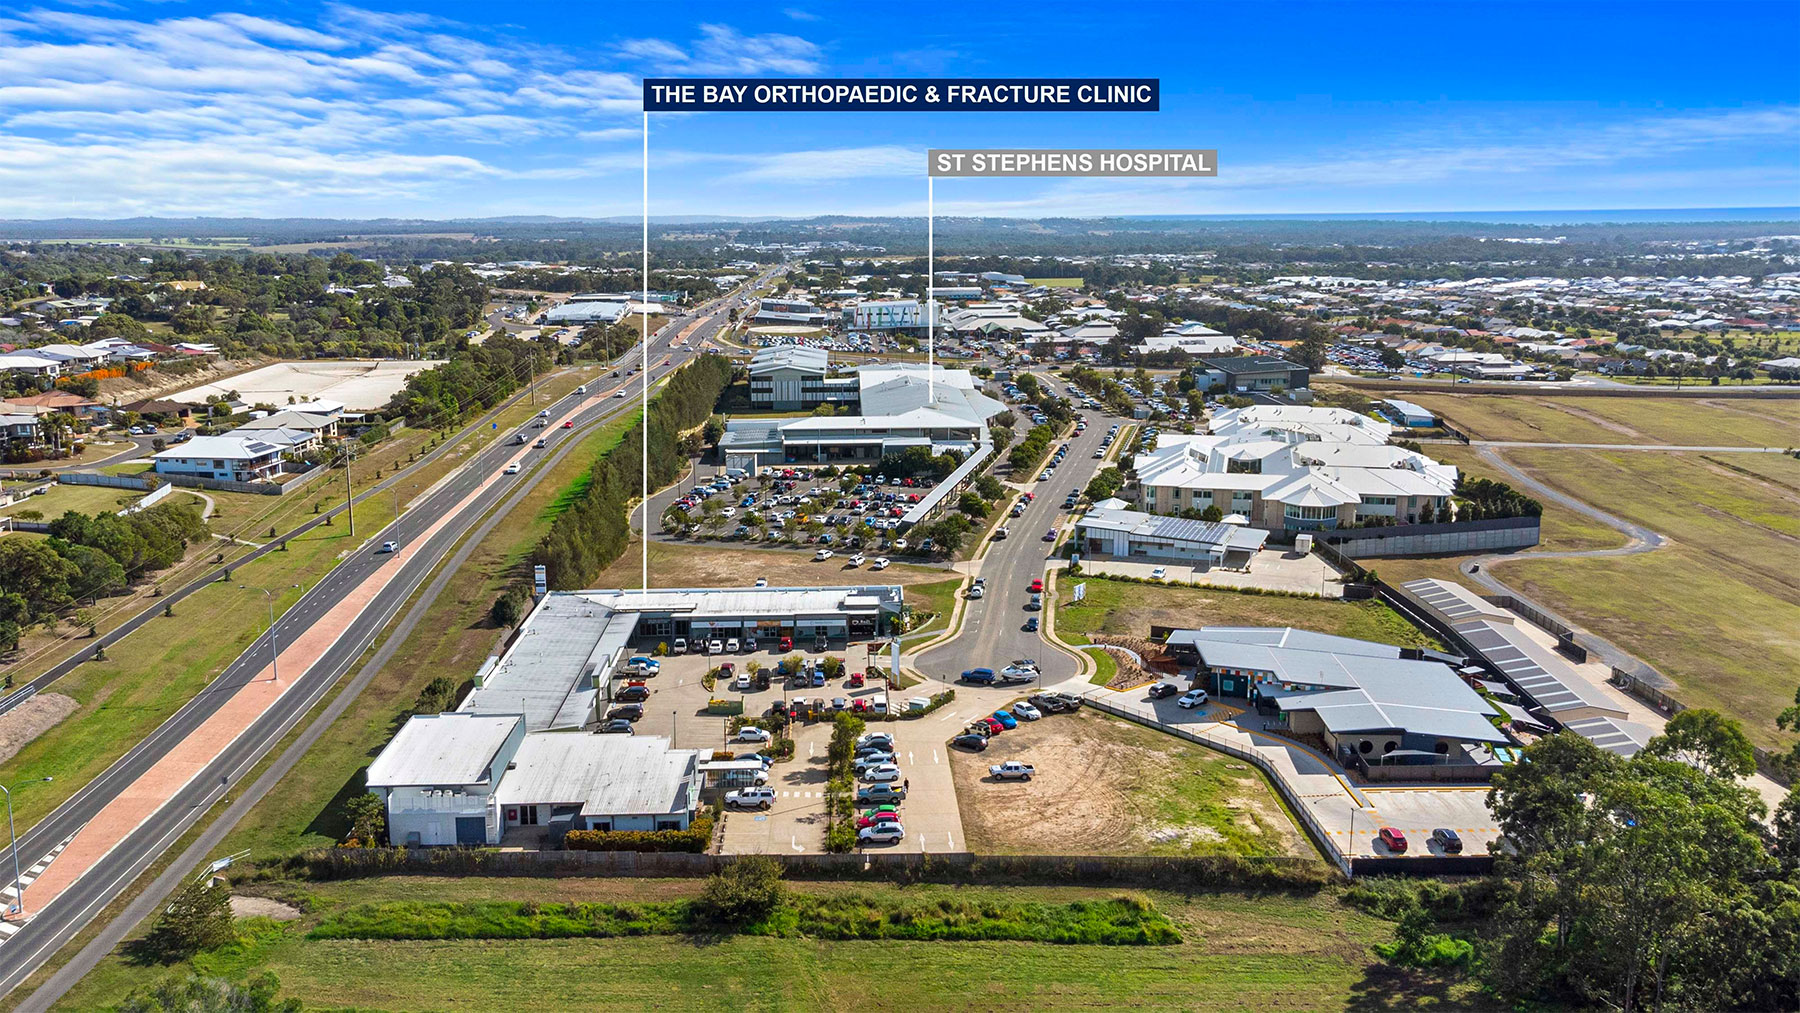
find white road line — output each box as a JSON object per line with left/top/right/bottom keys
{"left": 791, "top": 835, "right": 802, "bottom": 853}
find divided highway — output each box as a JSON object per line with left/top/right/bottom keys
{"left": 0, "top": 282, "right": 758, "bottom": 1000}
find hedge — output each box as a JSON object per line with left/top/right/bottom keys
{"left": 565, "top": 816, "right": 714, "bottom": 853}
{"left": 704, "top": 699, "right": 744, "bottom": 715}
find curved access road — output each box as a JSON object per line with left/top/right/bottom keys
{"left": 1454, "top": 445, "right": 1668, "bottom": 677}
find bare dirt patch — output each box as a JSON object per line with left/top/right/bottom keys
{"left": 949, "top": 708, "right": 1308, "bottom": 858}
{"left": 230, "top": 895, "right": 303, "bottom": 921}
{"left": 0, "top": 693, "right": 79, "bottom": 764}
{"left": 1535, "top": 399, "right": 1647, "bottom": 439}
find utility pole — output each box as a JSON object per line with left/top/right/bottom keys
{"left": 342, "top": 445, "right": 354, "bottom": 537}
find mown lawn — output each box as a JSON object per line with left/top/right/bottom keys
{"left": 1403, "top": 393, "right": 1800, "bottom": 447}
{"left": 1495, "top": 448, "right": 1800, "bottom": 748}
{"left": 51, "top": 877, "right": 1488, "bottom": 1013}
{"left": 1056, "top": 576, "right": 1437, "bottom": 650}
{"left": 0, "top": 481, "right": 141, "bottom": 519}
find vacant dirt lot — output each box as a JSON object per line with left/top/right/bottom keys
{"left": 0, "top": 693, "right": 79, "bottom": 764}
{"left": 949, "top": 708, "right": 1308, "bottom": 858}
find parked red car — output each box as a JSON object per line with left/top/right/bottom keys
{"left": 857, "top": 812, "right": 902, "bottom": 828}
{"left": 976, "top": 717, "right": 1004, "bottom": 736}
{"left": 1378, "top": 827, "right": 1408, "bottom": 853}
{"left": 849, "top": 672, "right": 866, "bottom": 688}
{"left": 1028, "top": 579, "right": 1044, "bottom": 593}
{"left": 779, "top": 636, "right": 794, "bottom": 651}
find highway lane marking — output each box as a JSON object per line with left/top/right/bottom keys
{"left": 6, "top": 373, "right": 662, "bottom": 929}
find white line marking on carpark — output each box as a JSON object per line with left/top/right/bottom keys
{"left": 932, "top": 749, "right": 940, "bottom": 764}
{"left": 791, "top": 835, "right": 803, "bottom": 853}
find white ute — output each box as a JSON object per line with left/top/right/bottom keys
{"left": 725, "top": 786, "right": 776, "bottom": 810}
{"left": 988, "top": 761, "right": 1036, "bottom": 781}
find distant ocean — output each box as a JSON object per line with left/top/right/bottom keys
{"left": 1131, "top": 207, "right": 1800, "bottom": 225}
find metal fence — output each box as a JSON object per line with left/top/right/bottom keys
{"left": 58, "top": 471, "right": 155, "bottom": 492}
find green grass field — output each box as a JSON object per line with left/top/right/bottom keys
{"left": 1025, "top": 277, "right": 1084, "bottom": 288}
{"left": 1494, "top": 448, "right": 1800, "bottom": 748}
{"left": 1055, "top": 576, "right": 1438, "bottom": 650}
{"left": 0, "top": 482, "right": 141, "bottom": 519}
{"left": 1403, "top": 393, "right": 1800, "bottom": 447}
{"left": 51, "top": 877, "right": 1482, "bottom": 1012}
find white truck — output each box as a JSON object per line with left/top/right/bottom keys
{"left": 988, "top": 761, "right": 1037, "bottom": 781}
{"left": 725, "top": 786, "right": 776, "bottom": 810}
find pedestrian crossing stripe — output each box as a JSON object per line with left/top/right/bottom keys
{"left": 0, "top": 823, "right": 83, "bottom": 938}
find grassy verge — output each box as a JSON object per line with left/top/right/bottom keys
{"left": 1403, "top": 392, "right": 1800, "bottom": 447}
{"left": 1492, "top": 448, "right": 1800, "bottom": 748}
{"left": 2, "top": 368, "right": 603, "bottom": 835}
{"left": 900, "top": 576, "right": 965, "bottom": 639}
{"left": 1055, "top": 575, "right": 1436, "bottom": 649}
{"left": 51, "top": 877, "right": 1488, "bottom": 1012}
{"left": 210, "top": 408, "right": 636, "bottom": 859}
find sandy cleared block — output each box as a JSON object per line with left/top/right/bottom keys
{"left": 168, "top": 359, "right": 444, "bottom": 411}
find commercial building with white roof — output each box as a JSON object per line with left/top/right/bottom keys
{"left": 1167, "top": 626, "right": 1511, "bottom": 773}
{"left": 365, "top": 583, "right": 906, "bottom": 846}
{"left": 722, "top": 358, "right": 1005, "bottom": 469}
{"left": 1133, "top": 405, "right": 1455, "bottom": 534}
{"left": 1074, "top": 497, "right": 1269, "bottom": 566}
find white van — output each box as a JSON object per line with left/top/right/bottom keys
{"left": 574, "top": 384, "right": 588, "bottom": 395}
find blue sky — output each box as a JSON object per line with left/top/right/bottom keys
{"left": 0, "top": 1, "right": 1795, "bottom": 219}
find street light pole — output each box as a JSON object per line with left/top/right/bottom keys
{"left": 241, "top": 585, "right": 298, "bottom": 683}
{"left": 3, "top": 777, "right": 53, "bottom": 918}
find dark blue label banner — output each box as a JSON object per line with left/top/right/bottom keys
{"left": 642, "top": 78, "right": 1159, "bottom": 112}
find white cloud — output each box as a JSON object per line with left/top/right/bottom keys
{"left": 783, "top": 8, "right": 821, "bottom": 21}
{"left": 726, "top": 145, "right": 921, "bottom": 183}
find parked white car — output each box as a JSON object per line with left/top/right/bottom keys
{"left": 848, "top": 553, "right": 865, "bottom": 566}
{"left": 733, "top": 671, "right": 751, "bottom": 690}
{"left": 858, "top": 762, "right": 902, "bottom": 783}
{"left": 859, "top": 823, "right": 905, "bottom": 845}
{"left": 1150, "top": 566, "right": 1167, "bottom": 580}
{"left": 870, "top": 557, "right": 890, "bottom": 570}
{"left": 1177, "top": 689, "right": 1209, "bottom": 709}
{"left": 736, "top": 726, "right": 773, "bottom": 744}
{"left": 725, "top": 637, "right": 740, "bottom": 652}
{"left": 725, "top": 787, "right": 776, "bottom": 810}
{"left": 813, "top": 548, "right": 834, "bottom": 561}
{"left": 707, "top": 639, "right": 723, "bottom": 654}
{"left": 1012, "top": 702, "right": 1042, "bottom": 720}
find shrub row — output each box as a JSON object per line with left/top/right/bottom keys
{"left": 1007, "top": 422, "right": 1058, "bottom": 472}
{"left": 307, "top": 892, "right": 1181, "bottom": 946}
{"left": 564, "top": 816, "right": 714, "bottom": 854}
{"left": 533, "top": 354, "right": 736, "bottom": 589}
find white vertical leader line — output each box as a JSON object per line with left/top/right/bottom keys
{"left": 641, "top": 106, "right": 650, "bottom": 592}
{"left": 927, "top": 174, "right": 934, "bottom": 403}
